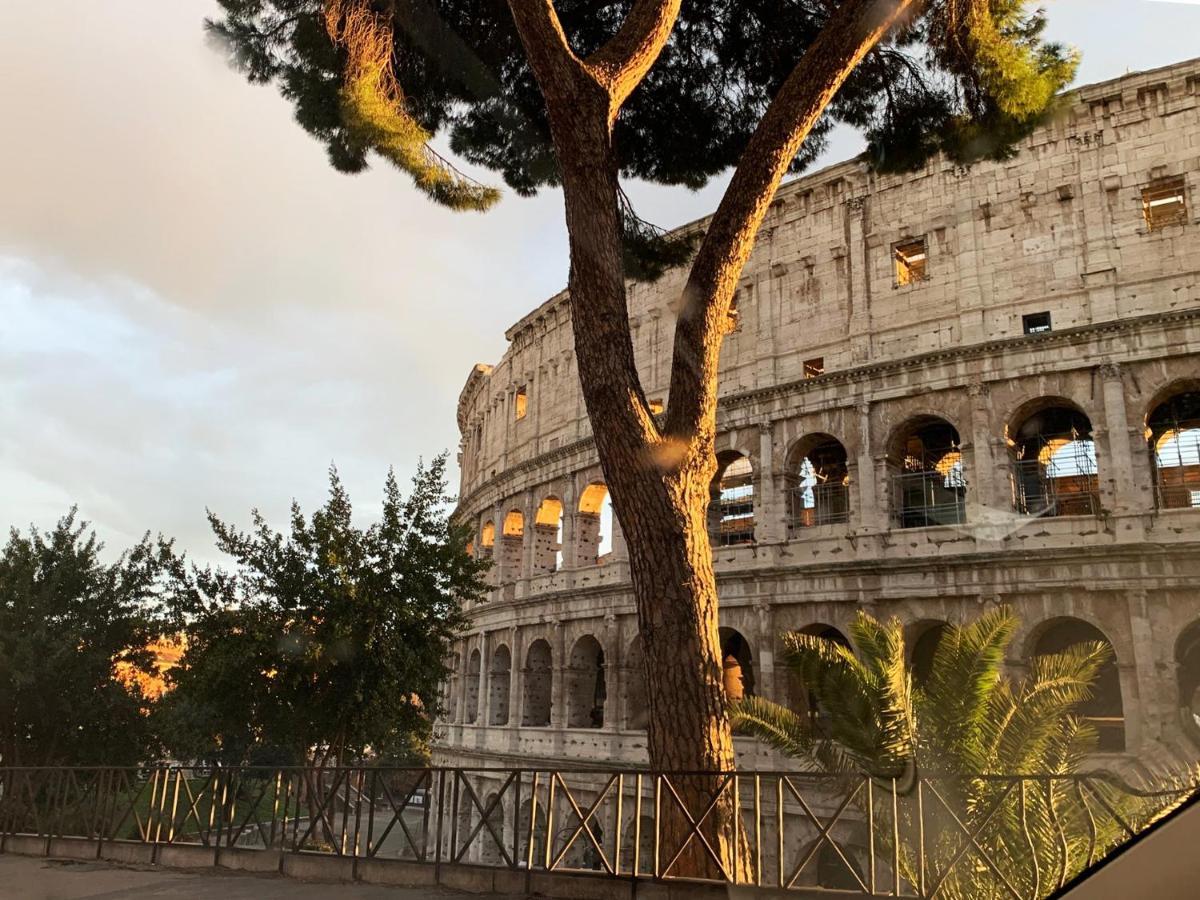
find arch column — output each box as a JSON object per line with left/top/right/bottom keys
{"left": 610, "top": 516, "right": 628, "bottom": 563}
{"left": 455, "top": 638, "right": 470, "bottom": 726}
{"left": 1099, "top": 364, "right": 1139, "bottom": 518}
{"left": 966, "top": 383, "right": 1002, "bottom": 539}
{"left": 505, "top": 626, "right": 521, "bottom": 752}
{"left": 550, "top": 620, "right": 567, "bottom": 728}
{"left": 472, "top": 631, "right": 488, "bottom": 745}
{"left": 517, "top": 491, "right": 537, "bottom": 598}
{"left": 560, "top": 477, "right": 578, "bottom": 575}
{"left": 602, "top": 614, "right": 620, "bottom": 733}
{"left": 855, "top": 402, "right": 884, "bottom": 532}
{"left": 755, "top": 602, "right": 776, "bottom": 701}
{"left": 755, "top": 422, "right": 784, "bottom": 543}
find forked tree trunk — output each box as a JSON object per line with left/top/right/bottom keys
{"left": 504, "top": 0, "right": 918, "bottom": 882}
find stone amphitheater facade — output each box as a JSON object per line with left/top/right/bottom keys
{"left": 434, "top": 58, "right": 1200, "bottom": 786}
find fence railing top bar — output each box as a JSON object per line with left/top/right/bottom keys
{"left": 0, "top": 764, "right": 1189, "bottom": 794}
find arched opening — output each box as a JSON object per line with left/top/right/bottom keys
{"left": 623, "top": 636, "right": 648, "bottom": 732}
{"left": 709, "top": 452, "right": 755, "bottom": 546}
{"left": 479, "top": 792, "right": 507, "bottom": 866}
{"left": 465, "top": 649, "right": 481, "bottom": 725}
{"left": 488, "top": 645, "right": 512, "bottom": 726}
{"left": 786, "top": 435, "right": 851, "bottom": 532}
{"left": 887, "top": 417, "right": 967, "bottom": 528}
{"left": 577, "top": 483, "right": 614, "bottom": 566}
{"left": 480, "top": 520, "right": 495, "bottom": 556}
{"left": 619, "top": 815, "right": 656, "bottom": 876}
{"left": 908, "top": 621, "right": 949, "bottom": 689}
{"left": 1148, "top": 390, "right": 1200, "bottom": 510}
{"left": 817, "top": 839, "right": 867, "bottom": 890}
{"left": 517, "top": 798, "right": 547, "bottom": 867}
{"left": 786, "top": 625, "right": 852, "bottom": 737}
{"left": 455, "top": 790, "right": 476, "bottom": 860}
{"left": 1033, "top": 619, "right": 1125, "bottom": 752}
{"left": 499, "top": 510, "right": 524, "bottom": 582}
{"left": 1008, "top": 401, "right": 1099, "bottom": 517}
{"left": 566, "top": 636, "right": 606, "bottom": 729}
{"left": 522, "top": 639, "right": 553, "bottom": 727}
{"left": 1175, "top": 622, "right": 1200, "bottom": 748}
{"left": 719, "top": 627, "right": 756, "bottom": 700}
{"left": 534, "top": 497, "right": 565, "bottom": 573}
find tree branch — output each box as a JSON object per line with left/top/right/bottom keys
{"left": 666, "top": 0, "right": 920, "bottom": 445}
{"left": 507, "top": 0, "right": 662, "bottom": 454}
{"left": 584, "top": 0, "right": 682, "bottom": 112}
{"left": 505, "top": 0, "right": 587, "bottom": 102}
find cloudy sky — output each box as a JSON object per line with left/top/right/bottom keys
{"left": 1, "top": 1, "right": 1197, "bottom": 564}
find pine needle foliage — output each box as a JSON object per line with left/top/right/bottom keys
{"left": 207, "top": 0, "right": 1079, "bottom": 272}
{"left": 731, "top": 608, "right": 1198, "bottom": 898}
{"left": 324, "top": 0, "right": 499, "bottom": 210}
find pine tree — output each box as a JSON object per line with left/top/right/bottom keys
{"left": 207, "top": 0, "right": 1078, "bottom": 875}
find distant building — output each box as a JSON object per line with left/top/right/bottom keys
{"left": 437, "top": 59, "right": 1200, "bottom": 797}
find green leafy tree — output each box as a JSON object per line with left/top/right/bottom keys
{"left": 208, "top": 0, "right": 1078, "bottom": 872}
{"left": 157, "top": 455, "right": 485, "bottom": 769}
{"left": 732, "top": 608, "right": 1195, "bottom": 897}
{"left": 0, "top": 511, "right": 178, "bottom": 766}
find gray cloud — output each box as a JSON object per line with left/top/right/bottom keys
{"left": 1, "top": 0, "right": 1196, "bottom": 561}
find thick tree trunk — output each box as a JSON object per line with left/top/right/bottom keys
{"left": 504, "top": 0, "right": 917, "bottom": 882}
{"left": 542, "top": 82, "right": 748, "bottom": 880}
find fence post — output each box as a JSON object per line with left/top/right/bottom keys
{"left": 212, "top": 768, "right": 225, "bottom": 868}
{"left": 351, "top": 769, "right": 365, "bottom": 881}
{"left": 433, "top": 768, "right": 446, "bottom": 885}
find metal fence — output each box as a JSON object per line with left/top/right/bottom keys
{"left": 0, "top": 765, "right": 1190, "bottom": 898}
{"left": 890, "top": 472, "right": 967, "bottom": 529}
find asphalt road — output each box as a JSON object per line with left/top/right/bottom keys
{"left": 0, "top": 855, "right": 513, "bottom": 899}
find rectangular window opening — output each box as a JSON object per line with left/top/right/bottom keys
{"left": 894, "top": 237, "right": 928, "bottom": 286}
{"left": 648, "top": 399, "right": 665, "bottom": 415}
{"left": 803, "top": 357, "right": 825, "bottom": 379}
{"left": 1022, "top": 312, "right": 1052, "bottom": 335}
{"left": 514, "top": 386, "right": 528, "bottom": 420}
{"left": 1142, "top": 176, "right": 1187, "bottom": 231}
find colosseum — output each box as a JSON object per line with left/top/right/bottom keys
{"left": 435, "top": 57, "right": 1200, "bottom": 815}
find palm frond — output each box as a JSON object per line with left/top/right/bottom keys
{"left": 918, "top": 606, "right": 1016, "bottom": 771}
{"left": 729, "top": 695, "right": 822, "bottom": 768}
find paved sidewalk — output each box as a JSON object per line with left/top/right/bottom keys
{"left": 0, "top": 855, "right": 515, "bottom": 899}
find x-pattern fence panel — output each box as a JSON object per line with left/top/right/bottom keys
{"left": 0, "top": 766, "right": 1188, "bottom": 898}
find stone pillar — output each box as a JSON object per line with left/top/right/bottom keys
{"left": 474, "top": 631, "right": 489, "bottom": 746}
{"left": 844, "top": 195, "right": 873, "bottom": 364}
{"left": 507, "top": 626, "right": 522, "bottom": 752}
{"left": 966, "top": 383, "right": 1001, "bottom": 535}
{"left": 550, "top": 620, "right": 567, "bottom": 729}
{"left": 560, "top": 477, "right": 578, "bottom": 573}
{"left": 602, "top": 613, "right": 620, "bottom": 732}
{"left": 490, "top": 501, "right": 505, "bottom": 592}
{"left": 855, "top": 401, "right": 883, "bottom": 531}
{"left": 455, "top": 638, "right": 470, "bottom": 726}
{"left": 754, "top": 602, "right": 776, "bottom": 701}
{"left": 610, "top": 515, "right": 629, "bottom": 563}
{"left": 1099, "top": 363, "right": 1138, "bottom": 517}
{"left": 1124, "top": 589, "right": 1155, "bottom": 754}
{"left": 755, "top": 422, "right": 783, "bottom": 543}
{"left": 517, "top": 491, "right": 537, "bottom": 598}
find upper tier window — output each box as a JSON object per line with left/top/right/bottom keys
{"left": 515, "top": 386, "right": 528, "bottom": 420}
{"left": 1142, "top": 176, "right": 1187, "bottom": 231}
{"left": 894, "top": 237, "right": 928, "bottom": 286}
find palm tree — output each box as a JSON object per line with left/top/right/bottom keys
{"left": 730, "top": 608, "right": 1192, "bottom": 898}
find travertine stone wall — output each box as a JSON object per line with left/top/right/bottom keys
{"left": 438, "top": 58, "right": 1200, "bottom": 778}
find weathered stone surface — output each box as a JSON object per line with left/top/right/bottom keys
{"left": 438, "top": 59, "right": 1200, "bottom": 789}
